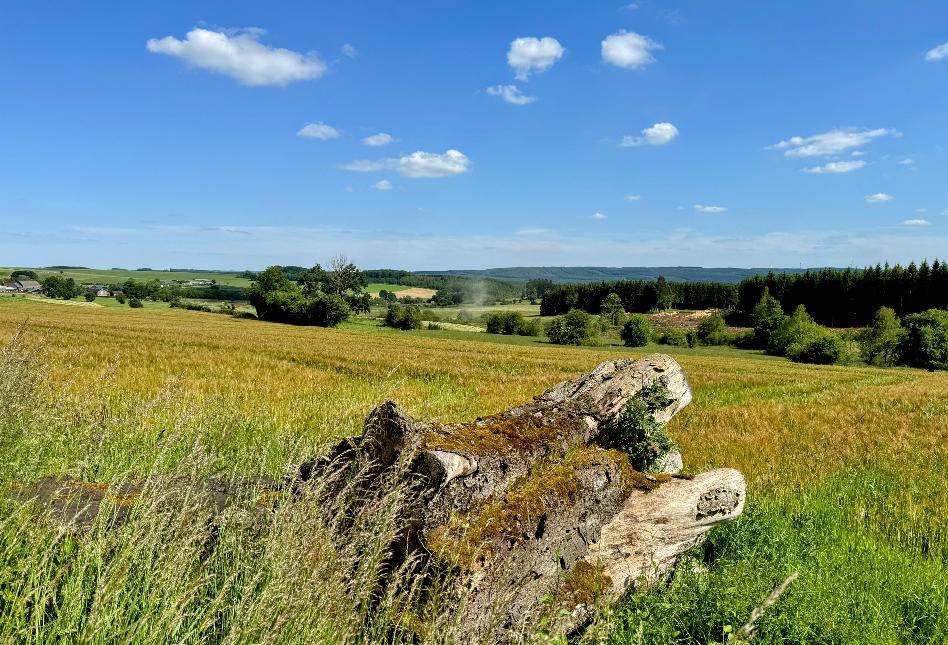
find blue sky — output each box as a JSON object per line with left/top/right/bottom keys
{"left": 2, "top": 1, "right": 947, "bottom": 270}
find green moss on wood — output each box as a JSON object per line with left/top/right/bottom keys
{"left": 427, "top": 446, "right": 666, "bottom": 568}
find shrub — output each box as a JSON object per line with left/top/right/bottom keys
{"left": 486, "top": 311, "right": 524, "bottom": 335}
{"left": 384, "top": 304, "right": 422, "bottom": 331}
{"left": 897, "top": 309, "right": 948, "bottom": 371}
{"left": 599, "top": 380, "right": 677, "bottom": 472}
{"left": 83, "top": 291, "right": 96, "bottom": 302}
{"left": 485, "top": 311, "right": 542, "bottom": 336}
{"left": 696, "top": 312, "right": 729, "bottom": 345}
{"left": 658, "top": 330, "right": 689, "bottom": 347}
{"left": 128, "top": 298, "right": 143, "bottom": 309}
{"left": 788, "top": 334, "right": 845, "bottom": 365}
{"left": 620, "top": 316, "right": 652, "bottom": 347}
{"left": 517, "top": 318, "right": 543, "bottom": 337}
{"left": 546, "top": 309, "right": 597, "bottom": 345}
{"left": 751, "top": 288, "right": 787, "bottom": 349}
{"left": 769, "top": 305, "right": 824, "bottom": 357}
{"left": 599, "top": 293, "right": 626, "bottom": 327}
{"left": 115, "top": 295, "right": 126, "bottom": 304}
{"left": 860, "top": 307, "right": 903, "bottom": 367}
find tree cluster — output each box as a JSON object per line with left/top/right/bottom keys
{"left": 247, "top": 257, "right": 367, "bottom": 327}
{"left": 546, "top": 309, "right": 598, "bottom": 345}
{"left": 541, "top": 279, "right": 738, "bottom": 316}
{"left": 41, "top": 276, "right": 81, "bottom": 300}
{"left": 383, "top": 303, "right": 422, "bottom": 330}
{"left": 737, "top": 261, "right": 948, "bottom": 327}
{"left": 484, "top": 311, "right": 541, "bottom": 336}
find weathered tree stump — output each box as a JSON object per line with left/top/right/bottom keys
{"left": 300, "top": 354, "right": 746, "bottom": 642}
{"left": 11, "top": 354, "right": 745, "bottom": 643}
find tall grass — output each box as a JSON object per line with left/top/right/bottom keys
{"left": 1, "top": 300, "right": 947, "bottom": 643}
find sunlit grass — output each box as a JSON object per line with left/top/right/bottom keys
{"left": 0, "top": 298, "right": 946, "bottom": 643}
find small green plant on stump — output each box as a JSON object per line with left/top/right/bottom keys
{"left": 600, "top": 380, "right": 677, "bottom": 471}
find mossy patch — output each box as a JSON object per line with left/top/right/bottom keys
{"left": 557, "top": 560, "right": 612, "bottom": 608}
{"left": 421, "top": 404, "right": 588, "bottom": 456}
{"left": 427, "top": 446, "right": 667, "bottom": 568}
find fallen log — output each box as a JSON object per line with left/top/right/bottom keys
{"left": 11, "top": 354, "right": 745, "bottom": 643}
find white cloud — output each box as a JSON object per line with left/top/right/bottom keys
{"left": 864, "top": 193, "right": 893, "bottom": 203}
{"left": 297, "top": 122, "right": 340, "bottom": 139}
{"left": 486, "top": 84, "right": 537, "bottom": 105}
{"left": 343, "top": 149, "right": 470, "bottom": 178}
{"left": 373, "top": 179, "right": 393, "bottom": 191}
{"left": 694, "top": 204, "right": 727, "bottom": 214}
{"left": 771, "top": 128, "right": 896, "bottom": 158}
{"left": 591, "top": 212, "right": 607, "bottom": 220}
{"left": 916, "top": 208, "right": 928, "bottom": 213}
{"left": 146, "top": 27, "right": 326, "bottom": 86}
{"left": 903, "top": 219, "right": 930, "bottom": 226}
{"left": 363, "top": 132, "right": 393, "bottom": 147}
{"left": 626, "top": 2, "right": 640, "bottom": 9}
{"left": 925, "top": 42, "right": 948, "bottom": 61}
{"left": 624, "top": 194, "right": 641, "bottom": 201}
{"left": 507, "top": 37, "right": 564, "bottom": 80}
{"left": 601, "top": 30, "right": 662, "bottom": 69}
{"left": 803, "top": 160, "right": 866, "bottom": 174}
{"left": 899, "top": 158, "right": 915, "bottom": 165}
{"left": 341, "top": 43, "right": 357, "bottom": 58}
{"left": 621, "top": 122, "right": 678, "bottom": 147}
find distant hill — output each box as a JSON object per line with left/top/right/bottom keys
{"left": 417, "top": 266, "right": 823, "bottom": 284}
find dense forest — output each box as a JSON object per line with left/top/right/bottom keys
{"left": 737, "top": 262, "right": 948, "bottom": 327}
{"left": 422, "top": 266, "right": 817, "bottom": 284}
{"left": 362, "top": 269, "right": 520, "bottom": 304}
{"left": 540, "top": 278, "right": 738, "bottom": 315}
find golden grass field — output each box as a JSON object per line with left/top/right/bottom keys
{"left": 1, "top": 297, "right": 946, "bottom": 642}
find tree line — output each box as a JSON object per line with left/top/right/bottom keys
{"left": 736, "top": 262, "right": 948, "bottom": 327}
{"left": 540, "top": 277, "right": 738, "bottom": 316}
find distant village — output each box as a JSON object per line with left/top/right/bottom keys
{"left": 1, "top": 277, "right": 215, "bottom": 295}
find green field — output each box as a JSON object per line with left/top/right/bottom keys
{"left": 1, "top": 266, "right": 252, "bottom": 287}
{"left": 0, "top": 298, "right": 945, "bottom": 643}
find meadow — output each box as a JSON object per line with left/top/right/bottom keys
{"left": 0, "top": 298, "right": 946, "bottom": 643}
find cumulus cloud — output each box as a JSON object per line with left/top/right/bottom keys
{"left": 903, "top": 219, "right": 930, "bottom": 226}
{"left": 363, "top": 132, "right": 393, "bottom": 146}
{"left": 624, "top": 195, "right": 641, "bottom": 201}
{"left": 601, "top": 30, "right": 662, "bottom": 69}
{"left": 297, "top": 122, "right": 340, "bottom": 139}
{"left": 621, "top": 122, "right": 678, "bottom": 147}
{"left": 507, "top": 37, "right": 564, "bottom": 80}
{"left": 925, "top": 42, "right": 948, "bottom": 61}
{"left": 771, "top": 128, "right": 896, "bottom": 157}
{"left": 486, "top": 84, "right": 537, "bottom": 105}
{"left": 591, "top": 212, "right": 607, "bottom": 220}
{"left": 146, "top": 27, "right": 326, "bottom": 86}
{"left": 803, "top": 160, "right": 866, "bottom": 174}
{"left": 373, "top": 179, "right": 393, "bottom": 190}
{"left": 865, "top": 193, "right": 893, "bottom": 203}
{"left": 694, "top": 204, "right": 727, "bottom": 214}
{"left": 343, "top": 149, "right": 470, "bottom": 178}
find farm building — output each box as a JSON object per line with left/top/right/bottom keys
{"left": 13, "top": 280, "right": 42, "bottom": 293}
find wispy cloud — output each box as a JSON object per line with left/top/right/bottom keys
{"left": 694, "top": 204, "right": 727, "bottom": 214}
{"left": 341, "top": 43, "right": 357, "bottom": 58}
{"left": 903, "top": 219, "right": 930, "bottom": 226}
{"left": 925, "top": 42, "right": 948, "bottom": 61}
{"left": 363, "top": 132, "right": 393, "bottom": 147}
{"left": 591, "top": 212, "right": 607, "bottom": 220}
{"left": 486, "top": 84, "right": 537, "bottom": 105}
{"left": 864, "top": 193, "right": 893, "bottom": 203}
{"left": 373, "top": 179, "right": 392, "bottom": 190}
{"left": 297, "top": 122, "right": 340, "bottom": 139}
{"left": 342, "top": 149, "right": 470, "bottom": 178}
{"left": 146, "top": 27, "right": 325, "bottom": 86}
{"left": 621, "top": 122, "right": 678, "bottom": 147}
{"left": 624, "top": 195, "right": 641, "bottom": 201}
{"left": 803, "top": 160, "right": 866, "bottom": 174}
{"left": 771, "top": 128, "right": 896, "bottom": 157}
